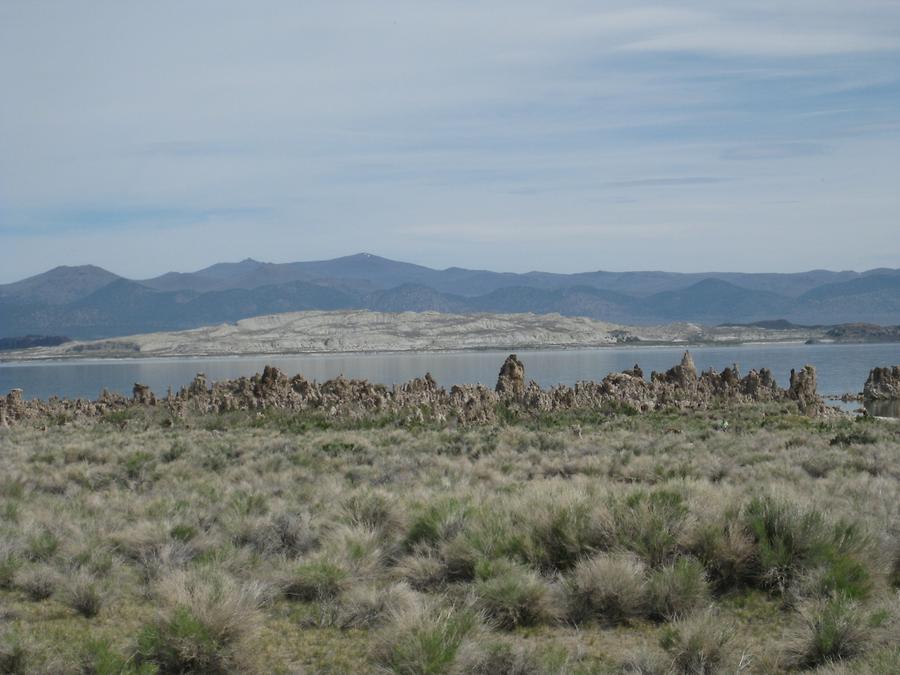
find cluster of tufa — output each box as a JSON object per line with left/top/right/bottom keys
{"left": 863, "top": 365, "right": 900, "bottom": 401}
{"left": 0, "top": 352, "right": 841, "bottom": 429}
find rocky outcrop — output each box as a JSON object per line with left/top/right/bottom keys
{"left": 0, "top": 353, "right": 833, "bottom": 428}
{"left": 789, "top": 365, "right": 820, "bottom": 412}
{"left": 863, "top": 366, "right": 900, "bottom": 400}
{"left": 132, "top": 383, "right": 155, "bottom": 405}
{"left": 496, "top": 354, "right": 526, "bottom": 398}
{"left": 622, "top": 364, "right": 643, "bottom": 378}
{"left": 3, "top": 389, "right": 24, "bottom": 425}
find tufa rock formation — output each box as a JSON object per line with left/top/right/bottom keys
{"left": 789, "top": 365, "right": 820, "bottom": 413}
{"left": 0, "top": 353, "right": 835, "bottom": 429}
{"left": 863, "top": 366, "right": 900, "bottom": 400}
{"left": 496, "top": 354, "right": 526, "bottom": 398}
{"left": 652, "top": 351, "right": 698, "bottom": 390}
{"left": 132, "top": 383, "right": 155, "bottom": 406}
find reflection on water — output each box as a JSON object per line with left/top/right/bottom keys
{"left": 865, "top": 399, "right": 900, "bottom": 418}
{"left": 2, "top": 341, "right": 900, "bottom": 417}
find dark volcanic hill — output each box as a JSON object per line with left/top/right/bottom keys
{"left": 1, "top": 253, "right": 898, "bottom": 339}
{"left": 0, "top": 265, "right": 122, "bottom": 305}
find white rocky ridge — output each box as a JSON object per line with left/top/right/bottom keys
{"left": 1, "top": 309, "right": 825, "bottom": 361}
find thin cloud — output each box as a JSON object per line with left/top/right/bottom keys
{"left": 602, "top": 177, "right": 727, "bottom": 188}
{"left": 721, "top": 143, "right": 827, "bottom": 161}
{"left": 623, "top": 30, "right": 899, "bottom": 57}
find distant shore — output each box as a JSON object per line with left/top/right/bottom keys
{"left": 1, "top": 339, "right": 828, "bottom": 364}
{"left": 0, "top": 309, "right": 851, "bottom": 363}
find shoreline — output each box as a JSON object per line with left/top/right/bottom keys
{"left": 0, "top": 336, "right": 832, "bottom": 365}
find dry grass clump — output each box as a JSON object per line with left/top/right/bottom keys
{"left": 14, "top": 564, "right": 57, "bottom": 601}
{"left": 232, "top": 509, "right": 319, "bottom": 557}
{"left": 518, "top": 487, "right": 613, "bottom": 573}
{"left": 0, "top": 544, "right": 21, "bottom": 590}
{"left": 619, "top": 648, "right": 672, "bottom": 674}
{"left": 135, "top": 569, "right": 265, "bottom": 674}
{"left": 23, "top": 526, "right": 59, "bottom": 562}
{"left": 452, "top": 637, "right": 573, "bottom": 674}
{"left": 62, "top": 571, "right": 105, "bottom": 618}
{"left": 394, "top": 551, "right": 446, "bottom": 591}
{"left": 472, "top": 558, "right": 562, "bottom": 629}
{"left": 689, "top": 510, "right": 756, "bottom": 592}
{"left": 658, "top": 610, "right": 737, "bottom": 674}
{"left": 282, "top": 558, "right": 350, "bottom": 602}
{"left": 645, "top": 557, "right": 709, "bottom": 621}
{"left": 781, "top": 597, "right": 875, "bottom": 669}
{"left": 567, "top": 552, "right": 647, "bottom": 625}
{"left": 404, "top": 498, "right": 471, "bottom": 552}
{"left": 372, "top": 597, "right": 482, "bottom": 674}
{"left": 612, "top": 489, "right": 689, "bottom": 568}
{"left": 0, "top": 628, "right": 27, "bottom": 675}
{"left": 741, "top": 497, "right": 873, "bottom": 600}
{"left": 342, "top": 488, "right": 406, "bottom": 537}
{"left": 313, "top": 581, "right": 419, "bottom": 629}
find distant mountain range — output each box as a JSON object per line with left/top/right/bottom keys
{"left": 1, "top": 253, "right": 899, "bottom": 339}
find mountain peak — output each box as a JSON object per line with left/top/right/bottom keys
{"left": 0, "top": 264, "right": 121, "bottom": 305}
{"left": 345, "top": 252, "right": 385, "bottom": 261}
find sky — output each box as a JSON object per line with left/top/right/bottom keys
{"left": 1, "top": 1, "right": 900, "bottom": 282}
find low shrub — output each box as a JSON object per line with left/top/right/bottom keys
{"left": 816, "top": 554, "right": 872, "bottom": 601}
{"left": 316, "top": 582, "right": 419, "bottom": 630}
{"left": 473, "top": 559, "right": 560, "bottom": 629}
{"left": 15, "top": 565, "right": 57, "bottom": 601}
{"left": 689, "top": 514, "right": 756, "bottom": 592}
{"left": 322, "top": 524, "right": 387, "bottom": 576}
{"left": 283, "top": 559, "right": 349, "bottom": 601}
{"left": 135, "top": 570, "right": 264, "bottom": 674}
{"left": 619, "top": 648, "right": 671, "bottom": 674}
{"left": 81, "top": 639, "right": 157, "bottom": 675}
{"left": 234, "top": 510, "right": 318, "bottom": 557}
{"left": 394, "top": 552, "right": 446, "bottom": 591}
{"left": 614, "top": 490, "right": 688, "bottom": 568}
{"left": 0, "top": 629, "right": 27, "bottom": 675}
{"left": 783, "top": 597, "right": 872, "bottom": 669}
{"left": 64, "top": 572, "right": 105, "bottom": 618}
{"left": 742, "top": 497, "right": 870, "bottom": 596}
{"left": 0, "top": 546, "right": 20, "bottom": 589}
{"left": 404, "top": 498, "right": 470, "bottom": 550}
{"left": 521, "top": 491, "right": 611, "bottom": 572}
{"left": 169, "top": 523, "right": 197, "bottom": 543}
{"left": 24, "top": 527, "right": 59, "bottom": 562}
{"left": 659, "top": 610, "right": 735, "bottom": 674}
{"left": 452, "top": 638, "right": 572, "bottom": 675}
{"left": 830, "top": 430, "right": 877, "bottom": 446}
{"left": 645, "top": 557, "right": 709, "bottom": 621}
{"left": 567, "top": 553, "right": 646, "bottom": 625}
{"left": 372, "top": 599, "right": 481, "bottom": 674}
{"left": 343, "top": 489, "right": 405, "bottom": 537}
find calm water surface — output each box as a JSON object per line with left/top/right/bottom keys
{"left": 2, "top": 342, "right": 899, "bottom": 416}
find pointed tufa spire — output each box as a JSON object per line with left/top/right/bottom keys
{"left": 496, "top": 354, "right": 526, "bottom": 398}
{"left": 680, "top": 351, "right": 697, "bottom": 380}
{"left": 789, "top": 365, "right": 819, "bottom": 412}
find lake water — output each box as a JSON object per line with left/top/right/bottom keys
{"left": 2, "top": 342, "right": 899, "bottom": 416}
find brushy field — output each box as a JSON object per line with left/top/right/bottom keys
{"left": 1, "top": 405, "right": 899, "bottom": 673}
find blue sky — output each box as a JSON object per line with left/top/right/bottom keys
{"left": 1, "top": 1, "right": 899, "bottom": 282}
